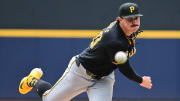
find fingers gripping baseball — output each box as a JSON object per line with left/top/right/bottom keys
{"left": 140, "top": 76, "right": 152, "bottom": 89}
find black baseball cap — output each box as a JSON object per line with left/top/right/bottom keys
{"left": 118, "top": 2, "right": 143, "bottom": 18}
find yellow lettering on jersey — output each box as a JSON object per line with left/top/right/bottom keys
{"left": 90, "top": 31, "right": 103, "bottom": 49}
{"left": 89, "top": 21, "right": 117, "bottom": 49}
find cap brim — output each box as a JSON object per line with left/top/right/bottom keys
{"left": 122, "top": 14, "right": 143, "bottom": 18}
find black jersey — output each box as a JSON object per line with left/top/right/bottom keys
{"left": 78, "top": 21, "right": 142, "bottom": 83}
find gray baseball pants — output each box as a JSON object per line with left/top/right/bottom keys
{"left": 42, "top": 56, "right": 115, "bottom": 101}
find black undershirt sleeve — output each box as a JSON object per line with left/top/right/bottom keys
{"left": 118, "top": 60, "right": 142, "bottom": 83}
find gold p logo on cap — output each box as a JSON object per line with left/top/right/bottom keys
{"left": 129, "top": 6, "right": 135, "bottom": 13}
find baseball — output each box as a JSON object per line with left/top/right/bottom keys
{"left": 114, "top": 51, "right": 128, "bottom": 64}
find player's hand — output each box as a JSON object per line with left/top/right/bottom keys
{"left": 140, "top": 76, "right": 152, "bottom": 89}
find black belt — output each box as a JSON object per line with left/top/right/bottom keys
{"left": 75, "top": 57, "right": 101, "bottom": 80}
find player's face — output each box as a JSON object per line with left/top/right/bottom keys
{"left": 119, "top": 16, "right": 140, "bottom": 36}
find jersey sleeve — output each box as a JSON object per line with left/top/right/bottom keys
{"left": 117, "top": 60, "right": 142, "bottom": 83}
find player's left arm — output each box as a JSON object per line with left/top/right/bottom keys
{"left": 118, "top": 60, "right": 142, "bottom": 83}
{"left": 118, "top": 61, "right": 152, "bottom": 89}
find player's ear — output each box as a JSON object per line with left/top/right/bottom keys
{"left": 118, "top": 17, "right": 123, "bottom": 22}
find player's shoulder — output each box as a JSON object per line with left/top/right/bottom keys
{"left": 102, "top": 21, "right": 126, "bottom": 42}
{"left": 101, "top": 21, "right": 118, "bottom": 40}
{"left": 103, "top": 21, "right": 118, "bottom": 34}
{"left": 101, "top": 23, "right": 128, "bottom": 49}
